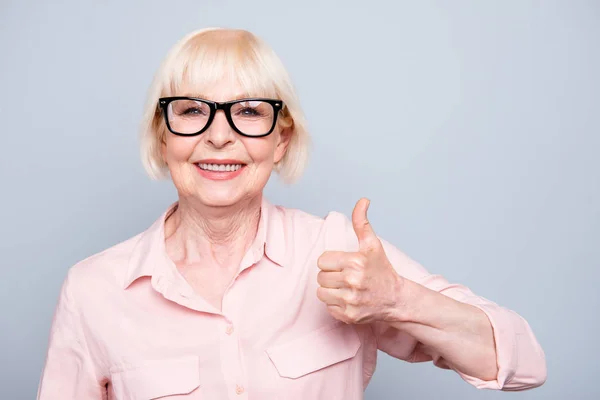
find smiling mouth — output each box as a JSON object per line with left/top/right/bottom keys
{"left": 195, "top": 163, "right": 245, "bottom": 172}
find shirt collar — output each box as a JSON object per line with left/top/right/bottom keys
{"left": 123, "top": 197, "right": 287, "bottom": 289}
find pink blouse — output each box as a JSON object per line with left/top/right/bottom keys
{"left": 37, "top": 198, "right": 546, "bottom": 399}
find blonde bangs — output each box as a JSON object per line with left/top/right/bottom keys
{"left": 164, "top": 30, "right": 279, "bottom": 100}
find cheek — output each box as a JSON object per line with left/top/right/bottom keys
{"left": 242, "top": 137, "right": 278, "bottom": 165}
{"left": 163, "top": 138, "right": 199, "bottom": 193}
{"left": 164, "top": 137, "right": 198, "bottom": 162}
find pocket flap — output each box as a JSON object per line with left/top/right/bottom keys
{"left": 110, "top": 355, "right": 200, "bottom": 400}
{"left": 266, "top": 322, "right": 361, "bottom": 379}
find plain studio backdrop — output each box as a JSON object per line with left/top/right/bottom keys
{"left": 1, "top": 1, "right": 598, "bottom": 399}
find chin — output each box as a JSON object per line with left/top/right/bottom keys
{"left": 197, "top": 194, "right": 241, "bottom": 208}
{"left": 193, "top": 187, "right": 248, "bottom": 208}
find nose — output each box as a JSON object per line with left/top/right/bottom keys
{"left": 204, "top": 110, "right": 235, "bottom": 148}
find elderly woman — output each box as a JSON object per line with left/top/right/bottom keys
{"left": 37, "top": 28, "right": 546, "bottom": 399}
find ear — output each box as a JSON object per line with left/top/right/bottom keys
{"left": 274, "top": 127, "right": 293, "bottom": 164}
{"left": 160, "top": 135, "right": 168, "bottom": 164}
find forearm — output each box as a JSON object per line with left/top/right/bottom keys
{"left": 387, "top": 276, "right": 498, "bottom": 381}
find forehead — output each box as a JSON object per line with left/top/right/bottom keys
{"left": 178, "top": 81, "right": 260, "bottom": 103}
{"left": 169, "top": 74, "right": 279, "bottom": 105}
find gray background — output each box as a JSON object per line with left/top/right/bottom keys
{"left": 1, "top": 0, "right": 598, "bottom": 399}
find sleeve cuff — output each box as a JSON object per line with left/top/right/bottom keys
{"left": 453, "top": 302, "right": 518, "bottom": 390}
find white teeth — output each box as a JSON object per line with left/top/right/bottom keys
{"left": 197, "top": 163, "right": 243, "bottom": 172}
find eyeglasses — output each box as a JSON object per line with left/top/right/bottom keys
{"left": 158, "top": 97, "right": 284, "bottom": 138}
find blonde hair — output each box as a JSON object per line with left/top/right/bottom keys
{"left": 139, "top": 27, "right": 310, "bottom": 183}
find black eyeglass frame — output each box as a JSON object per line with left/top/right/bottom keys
{"left": 158, "top": 96, "right": 285, "bottom": 138}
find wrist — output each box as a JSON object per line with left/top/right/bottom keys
{"left": 384, "top": 273, "right": 415, "bottom": 323}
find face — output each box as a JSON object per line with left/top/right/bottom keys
{"left": 160, "top": 81, "right": 291, "bottom": 208}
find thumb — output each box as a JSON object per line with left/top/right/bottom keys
{"left": 352, "top": 198, "right": 377, "bottom": 249}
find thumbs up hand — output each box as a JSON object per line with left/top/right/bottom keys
{"left": 317, "top": 198, "right": 405, "bottom": 324}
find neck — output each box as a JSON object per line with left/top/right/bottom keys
{"left": 164, "top": 195, "right": 263, "bottom": 267}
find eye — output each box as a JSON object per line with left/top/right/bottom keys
{"left": 181, "top": 107, "right": 202, "bottom": 115}
{"left": 232, "top": 101, "right": 271, "bottom": 119}
{"left": 239, "top": 106, "right": 261, "bottom": 116}
{"left": 180, "top": 106, "right": 206, "bottom": 115}
{"left": 169, "top": 100, "right": 210, "bottom": 118}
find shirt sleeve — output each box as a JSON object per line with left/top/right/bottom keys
{"left": 37, "top": 270, "right": 107, "bottom": 399}
{"left": 331, "top": 211, "right": 547, "bottom": 391}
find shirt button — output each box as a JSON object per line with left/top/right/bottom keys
{"left": 235, "top": 385, "right": 245, "bottom": 395}
{"left": 225, "top": 324, "right": 234, "bottom": 335}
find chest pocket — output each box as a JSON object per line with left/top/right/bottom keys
{"left": 110, "top": 355, "right": 201, "bottom": 400}
{"left": 266, "top": 321, "right": 361, "bottom": 379}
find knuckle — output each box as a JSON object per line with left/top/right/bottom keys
{"left": 352, "top": 253, "right": 368, "bottom": 268}
{"left": 345, "top": 307, "right": 361, "bottom": 323}
{"left": 344, "top": 272, "right": 363, "bottom": 289}
{"left": 344, "top": 274, "right": 357, "bottom": 287}
{"left": 347, "top": 257, "right": 361, "bottom": 270}
{"left": 342, "top": 291, "right": 359, "bottom": 305}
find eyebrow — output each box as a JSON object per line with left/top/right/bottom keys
{"left": 185, "top": 93, "right": 256, "bottom": 101}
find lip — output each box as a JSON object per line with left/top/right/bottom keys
{"left": 194, "top": 159, "right": 247, "bottom": 181}
{"left": 195, "top": 159, "right": 246, "bottom": 165}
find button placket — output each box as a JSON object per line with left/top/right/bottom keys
{"left": 220, "top": 316, "right": 246, "bottom": 399}
{"left": 221, "top": 274, "right": 250, "bottom": 399}
{"left": 235, "top": 384, "right": 245, "bottom": 395}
